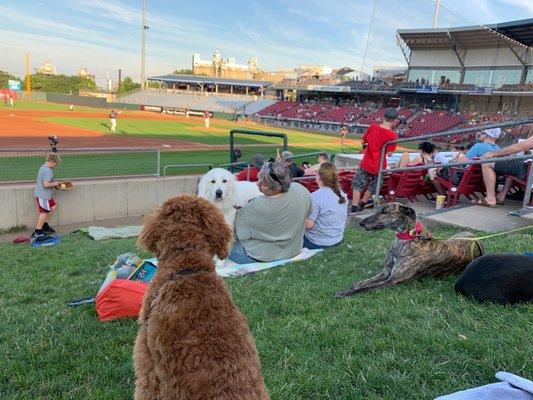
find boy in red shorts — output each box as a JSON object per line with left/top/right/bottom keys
{"left": 32, "top": 153, "right": 61, "bottom": 240}
{"left": 351, "top": 108, "right": 399, "bottom": 213}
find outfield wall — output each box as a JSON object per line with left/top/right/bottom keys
{"left": 0, "top": 175, "right": 199, "bottom": 231}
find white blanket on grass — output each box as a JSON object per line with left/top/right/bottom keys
{"left": 87, "top": 226, "right": 142, "bottom": 241}
{"left": 435, "top": 372, "right": 533, "bottom": 400}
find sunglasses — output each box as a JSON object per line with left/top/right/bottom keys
{"left": 268, "top": 162, "right": 282, "bottom": 185}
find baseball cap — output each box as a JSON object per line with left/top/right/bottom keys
{"left": 483, "top": 128, "right": 501, "bottom": 139}
{"left": 383, "top": 108, "right": 399, "bottom": 121}
{"left": 281, "top": 150, "right": 293, "bottom": 159}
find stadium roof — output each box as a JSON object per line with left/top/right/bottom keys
{"left": 148, "top": 74, "right": 272, "bottom": 88}
{"left": 397, "top": 18, "right": 533, "bottom": 50}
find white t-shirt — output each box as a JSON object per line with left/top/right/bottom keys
{"left": 305, "top": 187, "right": 348, "bottom": 246}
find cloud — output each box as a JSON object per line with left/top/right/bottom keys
{"left": 500, "top": 0, "right": 533, "bottom": 15}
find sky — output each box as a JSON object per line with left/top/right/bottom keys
{"left": 1, "top": 0, "right": 531, "bottom": 86}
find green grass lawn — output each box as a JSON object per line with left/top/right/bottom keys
{"left": 1, "top": 227, "right": 531, "bottom": 399}
{"left": 0, "top": 146, "right": 329, "bottom": 182}
{"left": 6, "top": 101, "right": 102, "bottom": 113}
{"left": 43, "top": 117, "right": 352, "bottom": 150}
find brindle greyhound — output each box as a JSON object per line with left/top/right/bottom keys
{"left": 336, "top": 203, "right": 484, "bottom": 297}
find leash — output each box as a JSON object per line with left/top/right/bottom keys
{"left": 404, "top": 223, "right": 532, "bottom": 260}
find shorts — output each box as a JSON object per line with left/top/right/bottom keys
{"left": 352, "top": 168, "right": 378, "bottom": 194}
{"left": 494, "top": 159, "right": 528, "bottom": 180}
{"left": 36, "top": 197, "right": 56, "bottom": 213}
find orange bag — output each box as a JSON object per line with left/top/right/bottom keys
{"left": 95, "top": 279, "right": 148, "bottom": 322}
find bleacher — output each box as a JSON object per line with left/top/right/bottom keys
{"left": 119, "top": 89, "right": 271, "bottom": 114}
{"left": 403, "top": 111, "right": 465, "bottom": 137}
{"left": 282, "top": 102, "right": 334, "bottom": 120}
{"left": 256, "top": 100, "right": 298, "bottom": 116}
{"left": 318, "top": 106, "right": 365, "bottom": 124}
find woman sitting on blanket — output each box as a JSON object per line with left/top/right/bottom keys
{"left": 304, "top": 162, "right": 348, "bottom": 249}
{"left": 228, "top": 161, "right": 312, "bottom": 264}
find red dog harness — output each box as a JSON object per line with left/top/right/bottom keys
{"left": 396, "top": 222, "right": 425, "bottom": 240}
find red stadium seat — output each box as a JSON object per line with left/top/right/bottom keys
{"left": 434, "top": 164, "right": 486, "bottom": 207}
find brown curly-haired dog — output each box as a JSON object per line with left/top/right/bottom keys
{"left": 133, "top": 194, "right": 269, "bottom": 400}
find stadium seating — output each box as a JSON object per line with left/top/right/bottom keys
{"left": 403, "top": 111, "right": 465, "bottom": 137}
{"left": 256, "top": 100, "right": 298, "bottom": 116}
{"left": 282, "top": 102, "right": 333, "bottom": 120}
{"left": 358, "top": 107, "right": 413, "bottom": 127}
{"left": 119, "top": 89, "right": 260, "bottom": 114}
{"left": 319, "top": 106, "right": 365, "bottom": 123}
{"left": 434, "top": 164, "right": 486, "bottom": 207}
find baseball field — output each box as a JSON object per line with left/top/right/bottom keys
{"left": 0, "top": 101, "right": 364, "bottom": 182}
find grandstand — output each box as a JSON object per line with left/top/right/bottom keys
{"left": 118, "top": 74, "right": 276, "bottom": 114}
{"left": 118, "top": 89, "right": 275, "bottom": 114}
{"left": 249, "top": 19, "right": 532, "bottom": 144}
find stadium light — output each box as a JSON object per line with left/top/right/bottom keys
{"left": 141, "top": 0, "right": 147, "bottom": 90}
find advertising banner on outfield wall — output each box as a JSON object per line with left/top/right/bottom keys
{"left": 307, "top": 85, "right": 351, "bottom": 92}
{"left": 8, "top": 80, "right": 21, "bottom": 90}
{"left": 468, "top": 86, "right": 493, "bottom": 96}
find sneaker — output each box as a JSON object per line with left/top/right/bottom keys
{"left": 31, "top": 230, "right": 46, "bottom": 242}
{"left": 350, "top": 203, "right": 364, "bottom": 213}
{"left": 42, "top": 223, "right": 55, "bottom": 234}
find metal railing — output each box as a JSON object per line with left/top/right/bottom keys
{"left": 0, "top": 147, "right": 161, "bottom": 183}
{"left": 375, "top": 118, "right": 533, "bottom": 211}
{"left": 163, "top": 163, "right": 214, "bottom": 177}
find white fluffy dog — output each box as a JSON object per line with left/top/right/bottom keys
{"left": 197, "top": 168, "right": 261, "bottom": 230}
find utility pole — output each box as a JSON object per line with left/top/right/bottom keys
{"left": 432, "top": 0, "right": 441, "bottom": 28}
{"left": 140, "top": 0, "right": 147, "bottom": 90}
{"left": 360, "top": 0, "right": 377, "bottom": 80}
{"left": 118, "top": 69, "right": 122, "bottom": 92}
{"left": 25, "top": 53, "right": 31, "bottom": 101}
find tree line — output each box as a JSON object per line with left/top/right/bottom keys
{"left": 0, "top": 70, "right": 141, "bottom": 94}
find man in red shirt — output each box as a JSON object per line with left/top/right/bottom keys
{"left": 351, "top": 108, "right": 399, "bottom": 212}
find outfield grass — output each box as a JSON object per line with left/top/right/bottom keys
{"left": 6, "top": 101, "right": 102, "bottom": 113}
{"left": 0, "top": 146, "right": 329, "bottom": 182}
{"left": 1, "top": 227, "right": 531, "bottom": 399}
{"left": 43, "top": 116, "right": 352, "bottom": 150}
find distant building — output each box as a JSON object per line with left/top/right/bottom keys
{"left": 192, "top": 51, "right": 260, "bottom": 80}
{"left": 36, "top": 60, "right": 57, "bottom": 75}
{"left": 373, "top": 66, "right": 407, "bottom": 82}
{"left": 78, "top": 68, "right": 95, "bottom": 81}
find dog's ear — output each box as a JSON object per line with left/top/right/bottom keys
{"left": 399, "top": 204, "right": 416, "bottom": 222}
{"left": 196, "top": 197, "right": 233, "bottom": 260}
{"left": 137, "top": 208, "right": 163, "bottom": 255}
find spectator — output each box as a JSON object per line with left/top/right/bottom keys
{"left": 476, "top": 128, "right": 533, "bottom": 207}
{"left": 351, "top": 108, "right": 399, "bottom": 212}
{"left": 277, "top": 149, "right": 304, "bottom": 178}
{"left": 466, "top": 128, "right": 501, "bottom": 159}
{"left": 32, "top": 153, "right": 62, "bottom": 240}
{"left": 236, "top": 154, "right": 264, "bottom": 181}
{"left": 304, "top": 152, "right": 329, "bottom": 175}
{"left": 398, "top": 141, "right": 445, "bottom": 195}
{"left": 304, "top": 162, "right": 348, "bottom": 249}
{"left": 229, "top": 162, "right": 311, "bottom": 263}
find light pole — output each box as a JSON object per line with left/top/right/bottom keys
{"left": 432, "top": 0, "right": 441, "bottom": 28}
{"left": 141, "top": 0, "right": 148, "bottom": 90}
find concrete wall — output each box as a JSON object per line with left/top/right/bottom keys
{"left": 0, "top": 175, "right": 200, "bottom": 231}
{"left": 410, "top": 50, "right": 461, "bottom": 68}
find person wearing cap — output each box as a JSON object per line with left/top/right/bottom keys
{"left": 351, "top": 107, "right": 399, "bottom": 213}
{"left": 277, "top": 149, "right": 304, "bottom": 178}
{"left": 475, "top": 126, "right": 533, "bottom": 207}
{"left": 465, "top": 128, "right": 501, "bottom": 159}
{"left": 304, "top": 152, "right": 329, "bottom": 175}
{"left": 235, "top": 154, "right": 264, "bottom": 181}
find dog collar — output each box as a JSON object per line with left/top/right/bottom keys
{"left": 396, "top": 222, "right": 424, "bottom": 240}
